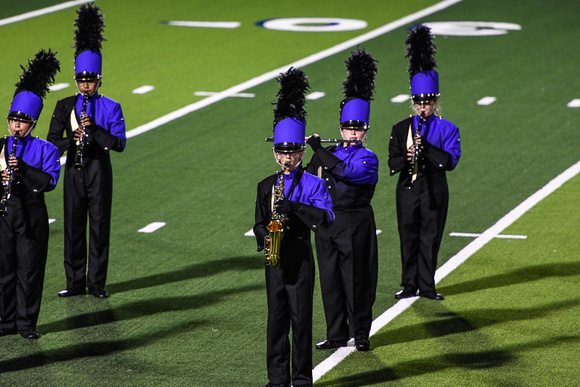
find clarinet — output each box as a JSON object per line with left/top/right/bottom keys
{"left": 404, "top": 113, "right": 425, "bottom": 190}
{"left": 73, "top": 92, "right": 89, "bottom": 169}
{"left": 0, "top": 137, "right": 19, "bottom": 216}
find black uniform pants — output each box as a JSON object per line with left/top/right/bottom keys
{"left": 0, "top": 193, "right": 48, "bottom": 331}
{"left": 62, "top": 158, "right": 112, "bottom": 291}
{"left": 315, "top": 206, "right": 378, "bottom": 341}
{"left": 396, "top": 172, "right": 448, "bottom": 292}
{"left": 265, "top": 239, "right": 314, "bottom": 387}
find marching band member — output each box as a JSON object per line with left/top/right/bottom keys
{"left": 254, "top": 68, "right": 334, "bottom": 387}
{"left": 388, "top": 25, "right": 461, "bottom": 301}
{"left": 306, "top": 49, "right": 379, "bottom": 352}
{"left": 0, "top": 50, "right": 61, "bottom": 339}
{"left": 48, "top": 4, "right": 126, "bottom": 299}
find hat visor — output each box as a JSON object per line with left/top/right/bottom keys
{"left": 274, "top": 142, "right": 305, "bottom": 153}
{"left": 7, "top": 111, "right": 35, "bottom": 123}
{"left": 75, "top": 72, "right": 101, "bottom": 81}
{"left": 340, "top": 120, "right": 369, "bottom": 130}
{"left": 411, "top": 94, "right": 439, "bottom": 103}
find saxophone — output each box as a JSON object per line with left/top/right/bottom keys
{"left": 264, "top": 162, "right": 289, "bottom": 267}
{"left": 0, "top": 137, "right": 19, "bottom": 217}
{"left": 73, "top": 92, "right": 89, "bottom": 170}
{"left": 405, "top": 113, "right": 425, "bottom": 190}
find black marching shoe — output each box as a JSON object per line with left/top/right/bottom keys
{"left": 58, "top": 288, "right": 86, "bottom": 298}
{"left": 263, "top": 383, "right": 290, "bottom": 387}
{"left": 395, "top": 288, "right": 418, "bottom": 299}
{"left": 316, "top": 339, "right": 349, "bottom": 350}
{"left": 419, "top": 290, "right": 444, "bottom": 300}
{"left": 19, "top": 329, "right": 40, "bottom": 339}
{"left": 90, "top": 289, "right": 110, "bottom": 298}
{"left": 355, "top": 338, "right": 370, "bottom": 351}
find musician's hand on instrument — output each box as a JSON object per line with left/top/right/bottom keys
{"left": 12, "top": 158, "right": 28, "bottom": 174}
{"left": 406, "top": 146, "right": 415, "bottom": 161}
{"left": 73, "top": 128, "right": 85, "bottom": 142}
{"left": 1, "top": 170, "right": 9, "bottom": 183}
{"left": 80, "top": 115, "right": 92, "bottom": 128}
{"left": 275, "top": 199, "right": 300, "bottom": 214}
{"left": 306, "top": 134, "right": 322, "bottom": 152}
{"left": 7, "top": 156, "right": 19, "bottom": 168}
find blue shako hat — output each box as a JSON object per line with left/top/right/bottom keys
{"left": 340, "top": 48, "right": 378, "bottom": 129}
{"left": 272, "top": 67, "right": 310, "bottom": 153}
{"left": 8, "top": 49, "right": 60, "bottom": 123}
{"left": 405, "top": 25, "right": 439, "bottom": 99}
{"left": 74, "top": 3, "right": 105, "bottom": 80}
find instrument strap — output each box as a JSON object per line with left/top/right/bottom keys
{"left": 270, "top": 168, "right": 304, "bottom": 212}
{"left": 286, "top": 167, "right": 303, "bottom": 199}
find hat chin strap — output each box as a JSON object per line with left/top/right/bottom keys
{"left": 6, "top": 120, "right": 36, "bottom": 139}
{"left": 338, "top": 127, "right": 368, "bottom": 146}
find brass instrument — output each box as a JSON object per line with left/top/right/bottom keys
{"left": 265, "top": 137, "right": 361, "bottom": 144}
{"left": 73, "top": 92, "right": 89, "bottom": 169}
{"left": 264, "top": 162, "right": 289, "bottom": 267}
{"left": 0, "top": 137, "right": 19, "bottom": 216}
{"left": 405, "top": 113, "right": 425, "bottom": 190}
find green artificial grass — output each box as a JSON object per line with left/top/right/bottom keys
{"left": 1, "top": 0, "right": 579, "bottom": 385}
{"left": 316, "top": 174, "right": 580, "bottom": 386}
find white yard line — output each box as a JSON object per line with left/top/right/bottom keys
{"left": 314, "top": 159, "right": 580, "bottom": 382}
{"left": 450, "top": 232, "right": 527, "bottom": 239}
{"left": 126, "top": 0, "right": 465, "bottom": 139}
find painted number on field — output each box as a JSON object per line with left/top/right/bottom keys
{"left": 425, "top": 21, "right": 521, "bottom": 36}
{"left": 257, "top": 18, "right": 367, "bottom": 32}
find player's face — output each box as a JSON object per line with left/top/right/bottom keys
{"left": 276, "top": 150, "right": 304, "bottom": 173}
{"left": 7, "top": 117, "right": 33, "bottom": 138}
{"left": 340, "top": 127, "right": 366, "bottom": 142}
{"left": 414, "top": 98, "right": 436, "bottom": 118}
{"left": 76, "top": 79, "right": 100, "bottom": 96}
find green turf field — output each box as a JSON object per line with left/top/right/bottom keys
{"left": 0, "top": 0, "right": 579, "bottom": 385}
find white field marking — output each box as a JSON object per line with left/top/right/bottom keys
{"left": 314, "top": 159, "right": 580, "bottom": 381}
{"left": 391, "top": 94, "right": 411, "bottom": 103}
{"left": 245, "top": 229, "right": 382, "bottom": 236}
{"left": 49, "top": 219, "right": 56, "bottom": 224}
{"left": 125, "top": 0, "right": 465, "bottom": 141}
{"left": 164, "top": 21, "right": 241, "bottom": 29}
{"left": 450, "top": 232, "right": 527, "bottom": 239}
{"left": 194, "top": 91, "right": 255, "bottom": 98}
{"left": 133, "top": 86, "right": 155, "bottom": 95}
{"left": 138, "top": 222, "right": 166, "bottom": 233}
{"left": 477, "top": 96, "right": 497, "bottom": 106}
{"left": 0, "top": 0, "right": 94, "bottom": 27}
{"left": 306, "top": 91, "right": 326, "bottom": 100}
{"left": 567, "top": 99, "right": 580, "bottom": 108}
{"left": 49, "top": 83, "right": 70, "bottom": 92}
